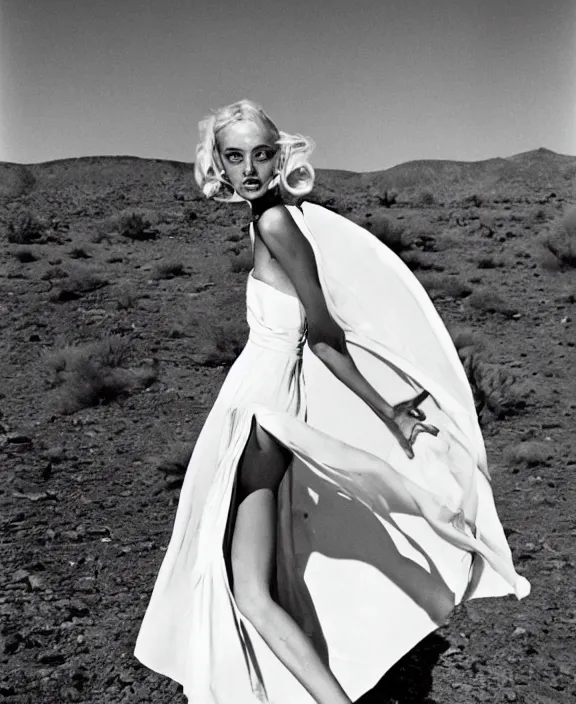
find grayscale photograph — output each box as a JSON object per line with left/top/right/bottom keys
{"left": 1, "top": 1, "right": 574, "bottom": 703}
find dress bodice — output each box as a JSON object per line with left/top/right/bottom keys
{"left": 246, "top": 271, "right": 307, "bottom": 356}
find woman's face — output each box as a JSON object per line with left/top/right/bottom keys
{"left": 216, "top": 119, "right": 279, "bottom": 200}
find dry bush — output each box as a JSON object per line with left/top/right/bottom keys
{"left": 359, "top": 213, "right": 407, "bottom": 254}
{"left": 7, "top": 213, "right": 46, "bottom": 244}
{"left": 115, "top": 287, "right": 138, "bottom": 310}
{"left": 400, "top": 251, "right": 445, "bottom": 272}
{"left": 476, "top": 255, "right": 505, "bottom": 269}
{"left": 68, "top": 247, "right": 91, "bottom": 259}
{"left": 205, "top": 322, "right": 246, "bottom": 366}
{"left": 48, "top": 266, "right": 108, "bottom": 301}
{"left": 43, "top": 337, "right": 158, "bottom": 414}
{"left": 531, "top": 207, "right": 548, "bottom": 224}
{"left": 503, "top": 441, "right": 553, "bottom": 469}
{"left": 91, "top": 228, "right": 115, "bottom": 245}
{"left": 541, "top": 206, "right": 576, "bottom": 269}
{"left": 41, "top": 265, "right": 68, "bottom": 282}
{"left": 230, "top": 250, "right": 253, "bottom": 273}
{"left": 152, "top": 259, "right": 187, "bottom": 280}
{"left": 116, "top": 209, "right": 157, "bottom": 240}
{"left": 416, "top": 272, "right": 472, "bottom": 299}
{"left": 374, "top": 189, "right": 398, "bottom": 207}
{"left": 462, "top": 194, "right": 484, "bottom": 208}
{"left": 449, "top": 325, "right": 531, "bottom": 424}
{"left": 457, "top": 348, "right": 531, "bottom": 423}
{"left": 191, "top": 315, "right": 247, "bottom": 367}
{"left": 12, "top": 248, "right": 39, "bottom": 263}
{"left": 183, "top": 206, "right": 198, "bottom": 222}
{"left": 418, "top": 190, "right": 436, "bottom": 206}
{"left": 447, "top": 325, "right": 487, "bottom": 356}
{"left": 152, "top": 441, "right": 195, "bottom": 487}
{"left": 468, "top": 289, "right": 518, "bottom": 317}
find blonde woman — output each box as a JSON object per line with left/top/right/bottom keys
{"left": 134, "top": 100, "right": 529, "bottom": 704}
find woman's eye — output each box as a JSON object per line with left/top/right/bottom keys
{"left": 227, "top": 154, "right": 241, "bottom": 163}
{"left": 255, "top": 150, "right": 273, "bottom": 161}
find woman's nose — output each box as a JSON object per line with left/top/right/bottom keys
{"left": 243, "top": 158, "right": 255, "bottom": 175}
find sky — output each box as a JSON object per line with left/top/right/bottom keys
{"left": 1, "top": 0, "right": 575, "bottom": 171}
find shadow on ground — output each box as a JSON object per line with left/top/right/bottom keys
{"left": 356, "top": 634, "right": 450, "bottom": 704}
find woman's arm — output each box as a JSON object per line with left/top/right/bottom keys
{"left": 256, "top": 205, "right": 438, "bottom": 459}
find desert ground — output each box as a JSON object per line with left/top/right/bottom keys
{"left": 0, "top": 148, "right": 575, "bottom": 703}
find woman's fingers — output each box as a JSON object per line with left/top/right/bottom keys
{"left": 411, "top": 389, "right": 429, "bottom": 407}
{"left": 408, "top": 422, "right": 439, "bottom": 445}
{"left": 395, "top": 390, "right": 429, "bottom": 415}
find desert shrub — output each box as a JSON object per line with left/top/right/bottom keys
{"left": 152, "top": 441, "right": 195, "bottom": 488}
{"left": 400, "top": 251, "right": 444, "bottom": 272}
{"left": 7, "top": 213, "right": 46, "bottom": 244}
{"left": 230, "top": 250, "right": 253, "bottom": 273}
{"left": 375, "top": 189, "right": 398, "bottom": 207}
{"left": 531, "top": 208, "right": 547, "bottom": 224}
{"left": 205, "top": 322, "right": 246, "bottom": 366}
{"left": 468, "top": 289, "right": 518, "bottom": 317}
{"left": 68, "top": 247, "right": 91, "bottom": 259}
{"left": 447, "top": 325, "right": 487, "bottom": 356}
{"left": 13, "top": 248, "right": 38, "bottom": 263}
{"left": 360, "top": 213, "right": 407, "bottom": 254}
{"left": 91, "top": 230, "right": 112, "bottom": 244}
{"left": 43, "top": 337, "right": 158, "bottom": 414}
{"left": 463, "top": 194, "right": 484, "bottom": 208}
{"left": 41, "top": 265, "right": 68, "bottom": 282}
{"left": 503, "top": 441, "right": 553, "bottom": 469}
{"left": 117, "top": 209, "right": 157, "bottom": 240}
{"left": 183, "top": 206, "right": 198, "bottom": 222}
{"left": 541, "top": 206, "right": 576, "bottom": 269}
{"left": 152, "top": 259, "right": 187, "bottom": 280}
{"left": 476, "top": 255, "right": 505, "bottom": 269}
{"left": 48, "top": 266, "right": 108, "bottom": 302}
{"left": 116, "top": 287, "right": 137, "bottom": 310}
{"left": 190, "top": 315, "right": 247, "bottom": 368}
{"left": 457, "top": 348, "right": 531, "bottom": 424}
{"left": 416, "top": 272, "right": 472, "bottom": 299}
{"left": 418, "top": 190, "right": 435, "bottom": 207}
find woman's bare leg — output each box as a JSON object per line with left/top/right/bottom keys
{"left": 230, "top": 424, "right": 352, "bottom": 704}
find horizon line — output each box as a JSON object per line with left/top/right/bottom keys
{"left": 1, "top": 145, "right": 574, "bottom": 174}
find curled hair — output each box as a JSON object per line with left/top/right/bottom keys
{"left": 194, "top": 99, "right": 315, "bottom": 202}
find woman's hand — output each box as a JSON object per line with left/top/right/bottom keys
{"left": 380, "top": 389, "right": 439, "bottom": 460}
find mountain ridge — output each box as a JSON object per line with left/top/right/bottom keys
{"left": 1, "top": 147, "right": 575, "bottom": 201}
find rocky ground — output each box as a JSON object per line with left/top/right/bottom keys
{"left": 0, "top": 152, "right": 575, "bottom": 703}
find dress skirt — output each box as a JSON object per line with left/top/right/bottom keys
{"left": 134, "top": 203, "right": 529, "bottom": 703}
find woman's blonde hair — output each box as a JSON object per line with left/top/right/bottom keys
{"left": 194, "top": 99, "right": 315, "bottom": 201}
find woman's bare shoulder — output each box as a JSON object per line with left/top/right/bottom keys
{"left": 255, "top": 204, "right": 302, "bottom": 244}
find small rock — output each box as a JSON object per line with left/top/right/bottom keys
{"left": 117, "top": 670, "right": 134, "bottom": 685}
{"left": 27, "top": 574, "right": 44, "bottom": 591}
{"left": 12, "top": 568, "right": 30, "bottom": 583}
{"left": 512, "top": 626, "right": 527, "bottom": 636}
{"left": 7, "top": 433, "right": 32, "bottom": 444}
{"left": 38, "top": 650, "right": 65, "bottom": 665}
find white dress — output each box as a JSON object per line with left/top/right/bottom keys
{"left": 134, "top": 202, "right": 530, "bottom": 704}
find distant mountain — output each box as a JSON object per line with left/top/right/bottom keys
{"left": 323, "top": 148, "right": 576, "bottom": 197}
{"left": 1, "top": 148, "right": 574, "bottom": 202}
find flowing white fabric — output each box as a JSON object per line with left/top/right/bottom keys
{"left": 134, "top": 202, "right": 529, "bottom": 703}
